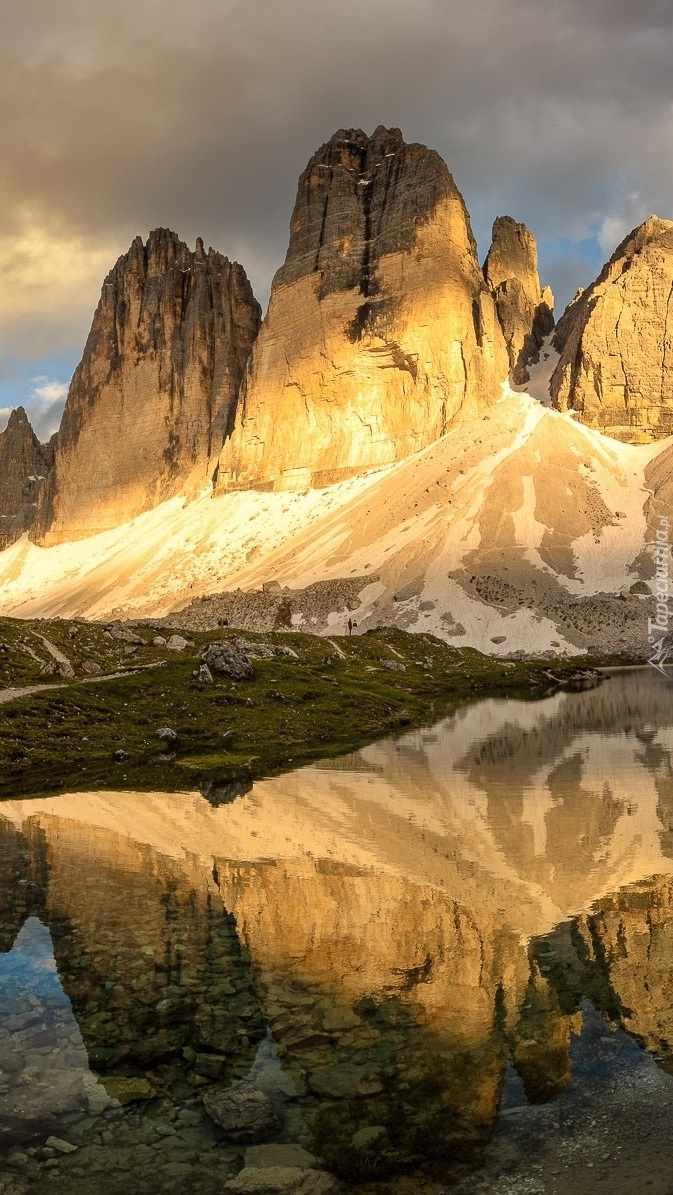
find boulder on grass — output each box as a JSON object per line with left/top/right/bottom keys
{"left": 202, "top": 641, "right": 253, "bottom": 680}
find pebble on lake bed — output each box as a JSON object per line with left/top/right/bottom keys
{"left": 45, "top": 1137, "right": 77, "bottom": 1154}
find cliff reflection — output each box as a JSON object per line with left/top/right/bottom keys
{"left": 1, "top": 668, "right": 673, "bottom": 1185}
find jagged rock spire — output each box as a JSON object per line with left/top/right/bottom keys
{"left": 218, "top": 126, "right": 511, "bottom": 493}
{"left": 39, "top": 228, "right": 261, "bottom": 545}
{"left": 0, "top": 408, "right": 53, "bottom": 550}
{"left": 550, "top": 216, "right": 673, "bottom": 441}
{"left": 484, "top": 216, "right": 554, "bottom": 385}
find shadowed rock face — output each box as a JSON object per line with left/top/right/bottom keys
{"left": 0, "top": 409, "right": 54, "bottom": 550}
{"left": 39, "top": 229, "right": 260, "bottom": 544}
{"left": 217, "top": 126, "right": 512, "bottom": 493}
{"left": 550, "top": 216, "right": 673, "bottom": 442}
{"left": 484, "top": 216, "right": 554, "bottom": 385}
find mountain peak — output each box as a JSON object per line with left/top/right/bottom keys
{"left": 484, "top": 216, "right": 554, "bottom": 385}
{"left": 551, "top": 213, "right": 673, "bottom": 440}
{"left": 0, "top": 406, "right": 54, "bottom": 550}
{"left": 39, "top": 230, "right": 261, "bottom": 545}
{"left": 217, "top": 129, "right": 512, "bottom": 493}
{"left": 6, "top": 405, "right": 31, "bottom": 430}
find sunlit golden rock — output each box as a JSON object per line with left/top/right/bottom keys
{"left": 484, "top": 215, "right": 554, "bottom": 384}
{"left": 551, "top": 216, "right": 673, "bottom": 441}
{"left": 217, "top": 127, "right": 511, "bottom": 493}
{"left": 40, "top": 229, "right": 260, "bottom": 544}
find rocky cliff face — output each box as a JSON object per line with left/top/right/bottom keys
{"left": 0, "top": 409, "right": 53, "bottom": 550}
{"left": 217, "top": 126, "right": 511, "bottom": 492}
{"left": 483, "top": 216, "right": 554, "bottom": 384}
{"left": 40, "top": 229, "right": 260, "bottom": 544}
{"left": 550, "top": 216, "right": 673, "bottom": 441}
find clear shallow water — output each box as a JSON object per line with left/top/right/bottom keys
{"left": 1, "top": 668, "right": 673, "bottom": 1193}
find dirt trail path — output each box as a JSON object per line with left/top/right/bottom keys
{"left": 31, "top": 632, "right": 75, "bottom": 677}
{"left": 0, "top": 663, "right": 164, "bottom": 706}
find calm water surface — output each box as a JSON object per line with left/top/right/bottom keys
{"left": 1, "top": 668, "right": 673, "bottom": 1195}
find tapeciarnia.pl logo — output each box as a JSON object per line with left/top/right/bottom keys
{"left": 648, "top": 514, "right": 672, "bottom": 678}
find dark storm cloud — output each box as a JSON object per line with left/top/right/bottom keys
{"left": 2, "top": 0, "right": 673, "bottom": 432}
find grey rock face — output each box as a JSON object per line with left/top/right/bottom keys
{"left": 0, "top": 408, "right": 54, "bottom": 550}
{"left": 39, "top": 228, "right": 261, "bottom": 544}
{"left": 202, "top": 640, "right": 254, "bottom": 680}
{"left": 484, "top": 216, "right": 554, "bottom": 385}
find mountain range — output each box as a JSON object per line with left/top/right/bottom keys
{"left": 0, "top": 126, "right": 671, "bottom": 655}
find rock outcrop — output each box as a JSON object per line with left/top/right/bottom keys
{"left": 40, "top": 229, "right": 260, "bottom": 544}
{"left": 217, "top": 126, "right": 511, "bottom": 492}
{"left": 0, "top": 408, "right": 54, "bottom": 550}
{"left": 483, "top": 216, "right": 554, "bottom": 384}
{"left": 550, "top": 216, "right": 673, "bottom": 441}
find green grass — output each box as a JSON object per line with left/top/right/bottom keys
{"left": 0, "top": 617, "right": 605, "bottom": 801}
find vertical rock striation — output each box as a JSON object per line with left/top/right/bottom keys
{"left": 40, "top": 229, "right": 260, "bottom": 544}
{"left": 550, "top": 216, "right": 673, "bottom": 441}
{"left": 217, "top": 126, "right": 511, "bottom": 493}
{"left": 0, "top": 409, "right": 54, "bottom": 550}
{"left": 484, "top": 215, "right": 554, "bottom": 384}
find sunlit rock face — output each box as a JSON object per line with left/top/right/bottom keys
{"left": 217, "top": 126, "right": 511, "bottom": 493}
{"left": 550, "top": 216, "right": 673, "bottom": 442}
{"left": 0, "top": 408, "right": 53, "bottom": 550}
{"left": 483, "top": 216, "right": 554, "bottom": 385}
{"left": 214, "top": 856, "right": 529, "bottom": 1167}
{"left": 39, "top": 229, "right": 260, "bottom": 544}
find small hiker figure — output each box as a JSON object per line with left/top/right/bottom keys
{"left": 347, "top": 617, "right": 353, "bottom": 636}
{"left": 352, "top": 619, "right": 358, "bottom": 634}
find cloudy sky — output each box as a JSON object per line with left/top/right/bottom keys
{"left": 2, "top": 0, "right": 673, "bottom": 438}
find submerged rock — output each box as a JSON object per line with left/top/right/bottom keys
{"left": 102, "top": 1076, "right": 154, "bottom": 1104}
{"left": 45, "top": 1136, "right": 77, "bottom": 1154}
{"left": 224, "top": 1167, "right": 339, "bottom": 1194}
{"left": 203, "top": 1081, "right": 280, "bottom": 1142}
{"left": 244, "top": 1145, "right": 318, "bottom": 1169}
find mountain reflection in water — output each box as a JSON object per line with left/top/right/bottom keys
{"left": 1, "top": 667, "right": 673, "bottom": 1193}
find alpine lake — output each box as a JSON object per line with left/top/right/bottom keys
{"left": 1, "top": 666, "right": 673, "bottom": 1195}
